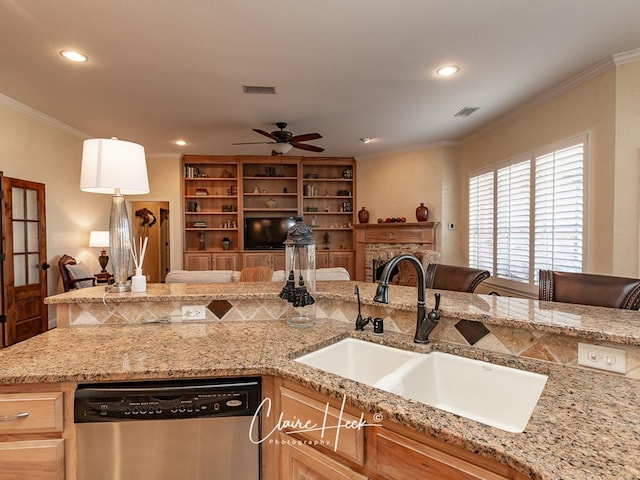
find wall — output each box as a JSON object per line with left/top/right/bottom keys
{"left": 134, "top": 155, "right": 182, "bottom": 276}
{"left": 613, "top": 61, "right": 640, "bottom": 275}
{"left": 357, "top": 146, "right": 448, "bottom": 258}
{"left": 0, "top": 101, "right": 112, "bottom": 295}
{"left": 459, "top": 69, "right": 618, "bottom": 276}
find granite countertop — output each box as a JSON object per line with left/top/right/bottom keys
{"left": 46, "top": 281, "right": 640, "bottom": 346}
{"left": 1, "top": 319, "right": 638, "bottom": 479}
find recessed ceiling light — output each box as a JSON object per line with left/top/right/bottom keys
{"left": 360, "top": 137, "right": 373, "bottom": 144}
{"left": 175, "top": 140, "right": 187, "bottom": 146}
{"left": 436, "top": 65, "right": 459, "bottom": 77}
{"left": 60, "top": 50, "right": 88, "bottom": 63}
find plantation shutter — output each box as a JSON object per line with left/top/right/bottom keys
{"left": 533, "top": 143, "right": 584, "bottom": 275}
{"left": 468, "top": 171, "right": 494, "bottom": 275}
{"left": 496, "top": 160, "right": 530, "bottom": 283}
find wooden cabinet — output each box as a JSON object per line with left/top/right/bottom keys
{"left": 242, "top": 252, "right": 285, "bottom": 271}
{"left": 0, "top": 387, "right": 70, "bottom": 480}
{"left": 184, "top": 252, "right": 239, "bottom": 271}
{"left": 274, "top": 380, "right": 524, "bottom": 480}
{"left": 182, "top": 156, "right": 356, "bottom": 275}
{"left": 317, "top": 251, "right": 355, "bottom": 278}
{"left": 279, "top": 436, "right": 368, "bottom": 480}
{"left": 183, "top": 157, "right": 240, "bottom": 256}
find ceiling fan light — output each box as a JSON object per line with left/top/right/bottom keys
{"left": 273, "top": 142, "right": 293, "bottom": 154}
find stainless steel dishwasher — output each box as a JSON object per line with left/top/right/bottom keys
{"left": 74, "top": 377, "right": 261, "bottom": 480}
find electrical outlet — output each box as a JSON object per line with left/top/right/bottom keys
{"left": 181, "top": 305, "right": 207, "bottom": 320}
{"left": 577, "top": 343, "right": 626, "bottom": 374}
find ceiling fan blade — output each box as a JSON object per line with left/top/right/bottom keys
{"left": 292, "top": 142, "right": 325, "bottom": 153}
{"left": 253, "top": 129, "right": 279, "bottom": 141}
{"left": 232, "top": 141, "right": 275, "bottom": 145}
{"left": 290, "top": 133, "right": 322, "bottom": 142}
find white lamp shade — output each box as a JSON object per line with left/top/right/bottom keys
{"left": 80, "top": 138, "right": 150, "bottom": 195}
{"left": 273, "top": 142, "right": 293, "bottom": 154}
{"left": 89, "top": 230, "right": 110, "bottom": 248}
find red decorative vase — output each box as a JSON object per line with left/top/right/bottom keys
{"left": 358, "top": 207, "right": 370, "bottom": 224}
{"left": 415, "top": 203, "right": 429, "bottom": 222}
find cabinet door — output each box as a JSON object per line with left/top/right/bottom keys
{"left": 184, "top": 253, "right": 211, "bottom": 271}
{"left": 280, "top": 438, "right": 368, "bottom": 480}
{"left": 213, "top": 253, "right": 238, "bottom": 271}
{"left": 272, "top": 252, "right": 286, "bottom": 271}
{"left": 329, "top": 252, "right": 354, "bottom": 278}
{"left": 242, "top": 253, "right": 272, "bottom": 268}
{"left": 0, "top": 439, "right": 65, "bottom": 480}
{"left": 316, "top": 252, "right": 330, "bottom": 268}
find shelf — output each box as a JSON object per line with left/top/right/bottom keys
{"left": 303, "top": 178, "right": 353, "bottom": 182}
{"left": 185, "top": 212, "right": 239, "bottom": 215}
{"left": 244, "top": 208, "right": 299, "bottom": 212}
{"left": 244, "top": 176, "right": 297, "bottom": 180}
{"left": 244, "top": 193, "right": 298, "bottom": 196}
{"left": 304, "top": 212, "right": 353, "bottom": 215}
{"left": 186, "top": 195, "right": 237, "bottom": 199}
{"left": 310, "top": 227, "right": 353, "bottom": 231}
{"left": 303, "top": 196, "right": 353, "bottom": 200}
{"left": 185, "top": 249, "right": 240, "bottom": 253}
{"left": 186, "top": 228, "right": 239, "bottom": 231}
{"left": 185, "top": 177, "right": 237, "bottom": 181}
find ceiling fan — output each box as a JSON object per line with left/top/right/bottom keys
{"left": 233, "top": 122, "right": 324, "bottom": 155}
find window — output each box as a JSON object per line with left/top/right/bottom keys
{"left": 468, "top": 135, "right": 586, "bottom": 291}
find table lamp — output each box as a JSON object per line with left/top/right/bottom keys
{"left": 89, "top": 230, "right": 110, "bottom": 273}
{"left": 80, "top": 138, "right": 149, "bottom": 292}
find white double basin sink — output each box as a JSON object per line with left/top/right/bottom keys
{"left": 295, "top": 338, "right": 548, "bottom": 433}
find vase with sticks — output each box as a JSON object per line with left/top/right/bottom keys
{"left": 130, "top": 237, "right": 148, "bottom": 292}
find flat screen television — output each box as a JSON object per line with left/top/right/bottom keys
{"left": 244, "top": 217, "right": 296, "bottom": 250}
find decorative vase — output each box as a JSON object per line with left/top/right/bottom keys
{"left": 222, "top": 237, "right": 231, "bottom": 250}
{"left": 131, "top": 268, "right": 146, "bottom": 293}
{"left": 415, "top": 202, "right": 429, "bottom": 222}
{"left": 358, "top": 207, "right": 370, "bottom": 224}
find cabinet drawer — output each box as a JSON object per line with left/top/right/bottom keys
{"left": 279, "top": 387, "right": 365, "bottom": 466}
{"left": 371, "top": 428, "right": 507, "bottom": 480}
{"left": 0, "top": 393, "right": 63, "bottom": 434}
{"left": 0, "top": 439, "right": 65, "bottom": 480}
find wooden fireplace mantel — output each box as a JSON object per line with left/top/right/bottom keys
{"left": 354, "top": 222, "right": 439, "bottom": 281}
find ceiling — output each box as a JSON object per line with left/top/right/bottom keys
{"left": 1, "top": 1, "right": 640, "bottom": 158}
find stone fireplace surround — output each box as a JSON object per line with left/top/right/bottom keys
{"left": 354, "top": 222, "right": 439, "bottom": 281}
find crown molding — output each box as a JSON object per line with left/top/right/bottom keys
{"left": 613, "top": 47, "right": 640, "bottom": 66}
{"left": 0, "top": 93, "right": 89, "bottom": 139}
{"left": 461, "top": 55, "right": 616, "bottom": 145}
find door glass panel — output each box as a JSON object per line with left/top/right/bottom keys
{"left": 28, "top": 253, "right": 40, "bottom": 284}
{"left": 26, "top": 189, "right": 39, "bottom": 220}
{"left": 14, "top": 254, "right": 26, "bottom": 287}
{"left": 27, "top": 222, "right": 39, "bottom": 252}
{"left": 13, "top": 221, "right": 25, "bottom": 253}
{"left": 12, "top": 187, "right": 24, "bottom": 220}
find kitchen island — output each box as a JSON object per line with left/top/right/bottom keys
{"left": 1, "top": 282, "right": 639, "bottom": 479}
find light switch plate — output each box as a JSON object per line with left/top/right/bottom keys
{"left": 577, "top": 343, "right": 626, "bottom": 374}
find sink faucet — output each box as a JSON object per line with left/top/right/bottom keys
{"left": 354, "top": 285, "right": 372, "bottom": 330}
{"left": 373, "top": 253, "right": 441, "bottom": 344}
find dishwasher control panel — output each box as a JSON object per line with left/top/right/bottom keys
{"left": 75, "top": 378, "right": 261, "bottom": 422}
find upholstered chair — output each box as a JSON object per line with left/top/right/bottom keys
{"left": 538, "top": 270, "right": 640, "bottom": 309}
{"left": 424, "top": 263, "right": 490, "bottom": 293}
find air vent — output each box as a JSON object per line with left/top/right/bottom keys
{"left": 242, "top": 85, "right": 276, "bottom": 95}
{"left": 454, "top": 107, "right": 479, "bottom": 117}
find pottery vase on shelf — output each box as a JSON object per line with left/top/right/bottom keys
{"left": 222, "top": 237, "right": 231, "bottom": 250}
{"left": 358, "top": 207, "right": 370, "bottom": 224}
{"left": 415, "top": 203, "right": 429, "bottom": 222}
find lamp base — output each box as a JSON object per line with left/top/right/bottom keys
{"left": 107, "top": 282, "right": 131, "bottom": 293}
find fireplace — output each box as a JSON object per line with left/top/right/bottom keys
{"left": 372, "top": 258, "right": 399, "bottom": 283}
{"left": 355, "top": 222, "right": 439, "bottom": 281}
